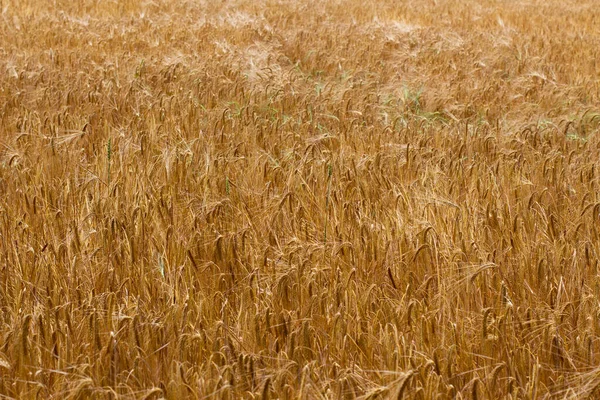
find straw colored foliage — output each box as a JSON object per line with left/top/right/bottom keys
{"left": 1, "top": 0, "right": 600, "bottom": 398}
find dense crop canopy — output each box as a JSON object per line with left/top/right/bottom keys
{"left": 1, "top": 0, "right": 600, "bottom": 398}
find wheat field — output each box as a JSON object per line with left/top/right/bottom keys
{"left": 1, "top": 0, "right": 600, "bottom": 398}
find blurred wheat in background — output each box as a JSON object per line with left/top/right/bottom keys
{"left": 1, "top": 0, "right": 600, "bottom": 398}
